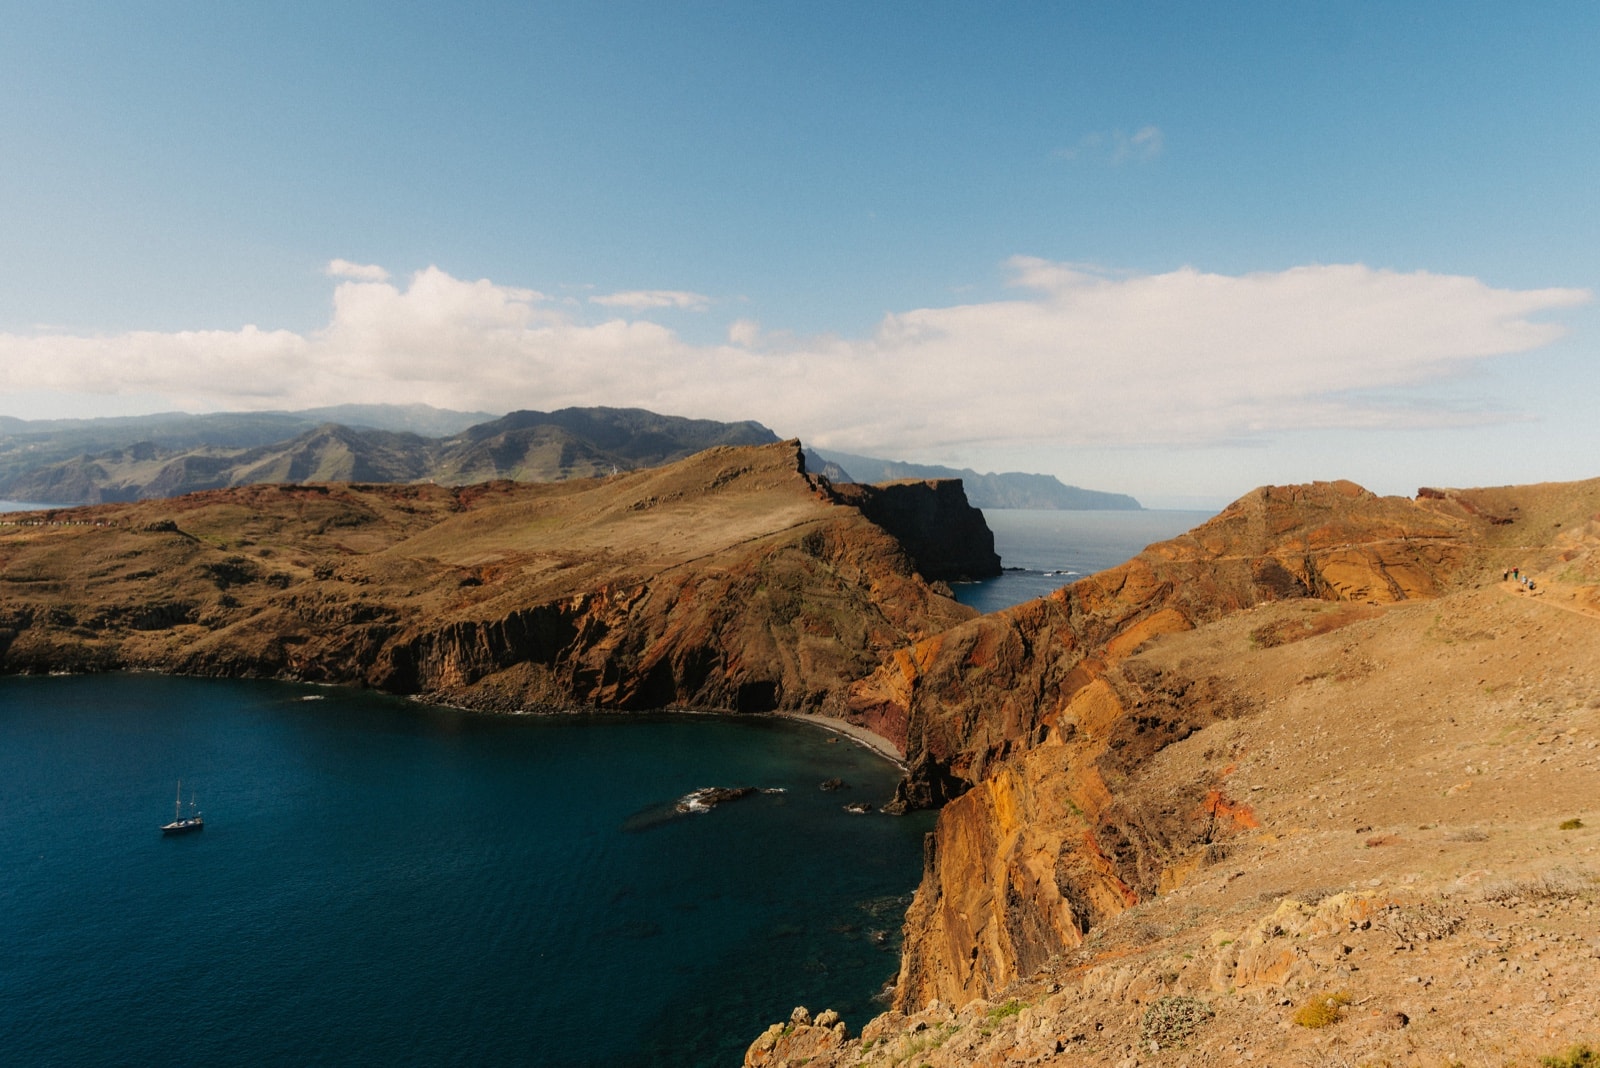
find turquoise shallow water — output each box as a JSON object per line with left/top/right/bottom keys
{"left": 0, "top": 674, "right": 931, "bottom": 1067}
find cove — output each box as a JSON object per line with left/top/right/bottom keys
{"left": 0, "top": 674, "right": 932, "bottom": 1067}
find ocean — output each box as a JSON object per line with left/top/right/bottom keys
{"left": 953, "top": 508, "right": 1217, "bottom": 613}
{"left": 0, "top": 506, "right": 1214, "bottom": 1065}
{"left": 0, "top": 675, "right": 931, "bottom": 1067}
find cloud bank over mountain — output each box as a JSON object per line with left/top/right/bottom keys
{"left": 0, "top": 258, "right": 1585, "bottom": 457}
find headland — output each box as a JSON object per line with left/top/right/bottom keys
{"left": 6, "top": 447, "right": 1600, "bottom": 1066}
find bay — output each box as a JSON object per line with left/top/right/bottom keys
{"left": 953, "top": 509, "right": 1218, "bottom": 614}
{"left": 0, "top": 674, "right": 930, "bottom": 1067}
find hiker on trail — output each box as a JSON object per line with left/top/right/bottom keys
{"left": 1513, "top": 567, "right": 1521, "bottom": 581}
{"left": 1504, "top": 569, "right": 1510, "bottom": 581}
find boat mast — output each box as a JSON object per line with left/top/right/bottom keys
{"left": 175, "top": 780, "right": 182, "bottom": 823}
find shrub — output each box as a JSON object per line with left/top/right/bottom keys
{"left": 1292, "top": 990, "right": 1351, "bottom": 1028}
{"left": 1541, "top": 1044, "right": 1597, "bottom": 1068}
{"left": 1140, "top": 995, "right": 1215, "bottom": 1046}
{"left": 987, "top": 999, "right": 1025, "bottom": 1023}
{"left": 1560, "top": 818, "right": 1585, "bottom": 831}
{"left": 1481, "top": 868, "right": 1595, "bottom": 902}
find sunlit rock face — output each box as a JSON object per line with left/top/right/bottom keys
{"left": 0, "top": 441, "right": 981, "bottom": 714}
{"left": 861, "top": 479, "right": 1530, "bottom": 1009}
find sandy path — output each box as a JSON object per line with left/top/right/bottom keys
{"left": 1496, "top": 577, "right": 1600, "bottom": 620}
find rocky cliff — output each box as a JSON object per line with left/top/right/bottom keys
{"left": 748, "top": 476, "right": 1600, "bottom": 1066}
{"left": 824, "top": 479, "right": 1001, "bottom": 582}
{"left": 0, "top": 441, "right": 979, "bottom": 714}
{"left": 838, "top": 478, "right": 1600, "bottom": 1010}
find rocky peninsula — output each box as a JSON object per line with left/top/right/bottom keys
{"left": 0, "top": 440, "right": 992, "bottom": 715}
{"left": 6, "top": 447, "right": 1599, "bottom": 1066}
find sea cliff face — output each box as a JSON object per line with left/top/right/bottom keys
{"left": 12, "top": 453, "right": 1600, "bottom": 1068}
{"left": 847, "top": 480, "right": 1506, "bottom": 1009}
{"left": 823, "top": 479, "right": 1001, "bottom": 582}
{"left": 746, "top": 476, "right": 1600, "bottom": 1067}
{"left": 0, "top": 441, "right": 982, "bottom": 714}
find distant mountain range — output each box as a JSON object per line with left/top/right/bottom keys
{"left": 0, "top": 404, "right": 1139, "bottom": 509}
{"left": 807, "top": 449, "right": 1141, "bottom": 510}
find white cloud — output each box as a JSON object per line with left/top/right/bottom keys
{"left": 1056, "top": 126, "right": 1165, "bottom": 164}
{"left": 324, "top": 259, "right": 391, "bottom": 282}
{"left": 727, "top": 319, "right": 761, "bottom": 346}
{"left": 1123, "top": 125, "right": 1164, "bottom": 161}
{"left": 590, "top": 289, "right": 711, "bottom": 312}
{"left": 0, "top": 260, "right": 1586, "bottom": 458}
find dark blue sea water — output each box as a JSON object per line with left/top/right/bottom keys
{"left": 0, "top": 674, "right": 931, "bottom": 1067}
{"left": 953, "top": 509, "right": 1217, "bottom": 614}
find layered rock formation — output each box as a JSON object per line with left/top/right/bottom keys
{"left": 836, "top": 479, "right": 1600, "bottom": 1011}
{"left": 747, "top": 476, "right": 1600, "bottom": 1065}
{"left": 0, "top": 441, "right": 978, "bottom": 713}
{"left": 11, "top": 451, "right": 1600, "bottom": 1067}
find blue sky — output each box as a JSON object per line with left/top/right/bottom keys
{"left": 1, "top": 2, "right": 1596, "bottom": 507}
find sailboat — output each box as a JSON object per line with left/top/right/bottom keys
{"left": 160, "top": 781, "right": 204, "bottom": 835}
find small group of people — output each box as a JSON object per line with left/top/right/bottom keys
{"left": 1504, "top": 566, "right": 1537, "bottom": 591}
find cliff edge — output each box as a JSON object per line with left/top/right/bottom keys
{"left": 0, "top": 441, "right": 983, "bottom": 715}
{"left": 750, "top": 476, "right": 1600, "bottom": 1067}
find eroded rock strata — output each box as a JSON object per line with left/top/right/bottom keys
{"left": 749, "top": 476, "right": 1600, "bottom": 1066}
{"left": 9, "top": 452, "right": 1600, "bottom": 1066}
{"left": 0, "top": 441, "right": 978, "bottom": 713}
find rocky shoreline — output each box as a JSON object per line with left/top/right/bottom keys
{"left": 743, "top": 477, "right": 1600, "bottom": 1065}
{"left": 7, "top": 448, "right": 1600, "bottom": 1066}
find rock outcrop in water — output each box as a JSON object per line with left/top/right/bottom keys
{"left": 0, "top": 441, "right": 978, "bottom": 713}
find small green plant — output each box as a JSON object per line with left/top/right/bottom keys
{"left": 1140, "top": 995, "right": 1214, "bottom": 1046}
{"left": 1292, "top": 990, "right": 1351, "bottom": 1028}
{"left": 890, "top": 1024, "right": 958, "bottom": 1067}
{"left": 1560, "top": 818, "right": 1585, "bottom": 830}
{"left": 987, "top": 999, "right": 1025, "bottom": 1023}
{"left": 1541, "top": 1044, "right": 1598, "bottom": 1068}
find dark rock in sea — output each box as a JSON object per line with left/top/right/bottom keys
{"left": 819, "top": 777, "right": 847, "bottom": 792}
{"left": 676, "top": 786, "right": 758, "bottom": 813}
{"left": 842, "top": 801, "right": 873, "bottom": 815}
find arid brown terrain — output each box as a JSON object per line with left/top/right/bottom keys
{"left": 0, "top": 441, "right": 990, "bottom": 714}
{"left": 750, "top": 479, "right": 1600, "bottom": 1067}
{"left": 6, "top": 447, "right": 1599, "bottom": 1067}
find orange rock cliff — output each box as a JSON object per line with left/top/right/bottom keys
{"left": 7, "top": 450, "right": 1600, "bottom": 1066}
{"left": 747, "top": 475, "right": 1600, "bottom": 1068}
